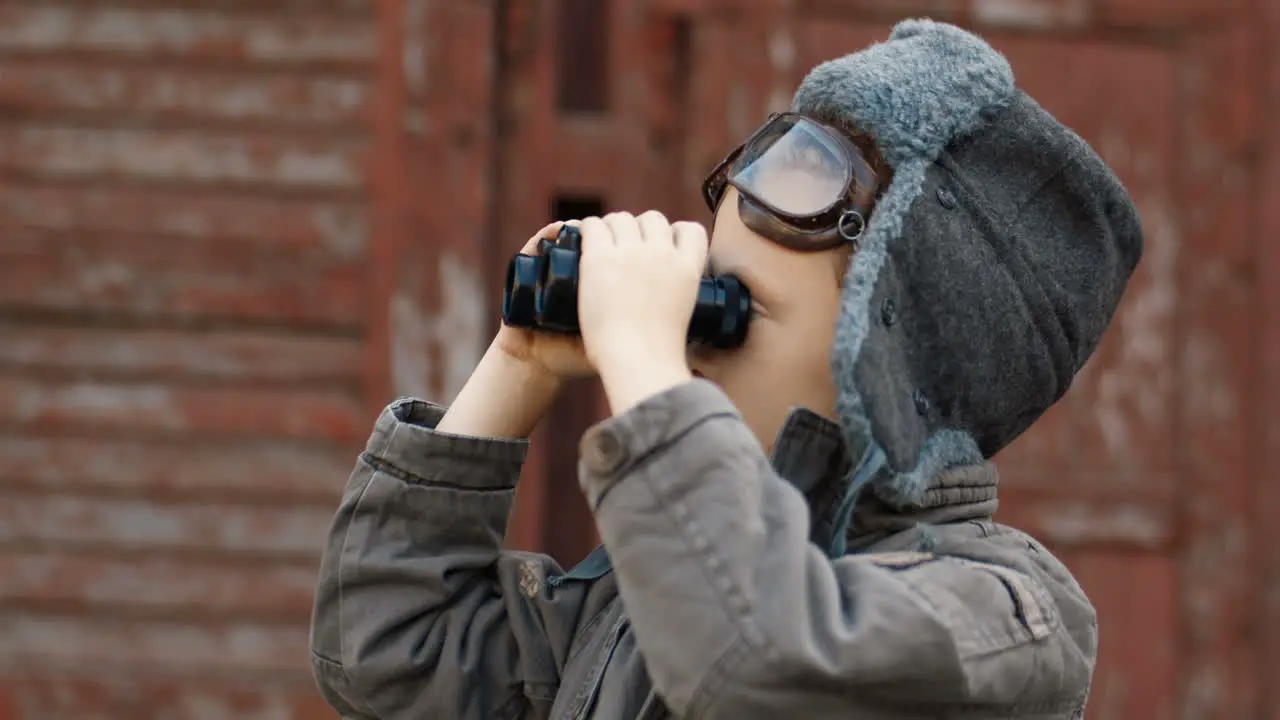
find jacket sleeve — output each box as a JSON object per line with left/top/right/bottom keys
{"left": 310, "top": 398, "right": 602, "bottom": 720}
{"left": 577, "top": 380, "right": 1095, "bottom": 718}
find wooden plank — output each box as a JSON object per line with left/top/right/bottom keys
{"left": 981, "top": 36, "right": 1179, "bottom": 493}
{"left": 0, "top": 674, "right": 334, "bottom": 720}
{"left": 0, "top": 379, "right": 365, "bottom": 444}
{"left": 0, "top": 5, "right": 377, "bottom": 68}
{"left": 0, "top": 325, "right": 363, "bottom": 385}
{"left": 1172, "top": 26, "right": 1263, "bottom": 720}
{"left": 0, "top": 492, "right": 333, "bottom": 559}
{"left": 0, "top": 435, "right": 352, "bottom": 501}
{"left": 1065, "top": 551, "right": 1179, "bottom": 718}
{"left": 0, "top": 126, "right": 368, "bottom": 192}
{"left": 0, "top": 185, "right": 368, "bottom": 258}
{"left": 1093, "top": 0, "right": 1248, "bottom": 30}
{"left": 0, "top": 60, "right": 373, "bottom": 128}
{"left": 1258, "top": 0, "right": 1280, "bottom": 714}
{"left": 0, "top": 613, "right": 310, "bottom": 678}
{"left": 0, "top": 229, "right": 364, "bottom": 327}
{"left": 0, "top": 549, "right": 317, "bottom": 621}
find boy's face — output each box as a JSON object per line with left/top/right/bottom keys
{"left": 690, "top": 187, "right": 850, "bottom": 454}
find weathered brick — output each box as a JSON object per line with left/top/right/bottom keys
{"left": 1093, "top": 0, "right": 1247, "bottom": 30}
{"left": 0, "top": 325, "right": 363, "bottom": 386}
{"left": 0, "top": 493, "right": 333, "bottom": 559}
{"left": 0, "top": 229, "right": 364, "bottom": 328}
{"left": 0, "top": 60, "right": 374, "bottom": 128}
{"left": 0, "top": 127, "right": 369, "bottom": 191}
{"left": 1259, "top": 2, "right": 1280, "bottom": 716}
{"left": 799, "top": 0, "right": 969, "bottom": 23}
{"left": 970, "top": 0, "right": 1091, "bottom": 29}
{"left": 0, "top": 435, "right": 350, "bottom": 500}
{"left": 0, "top": 675, "right": 335, "bottom": 720}
{"left": 0, "top": 379, "right": 365, "bottom": 444}
{"left": 1172, "top": 26, "right": 1262, "bottom": 720}
{"left": 0, "top": 185, "right": 368, "bottom": 258}
{"left": 1067, "top": 552, "right": 1180, "bottom": 719}
{"left": 988, "top": 37, "right": 1179, "bottom": 493}
{"left": 0, "top": 614, "right": 310, "bottom": 678}
{"left": 0, "top": 6, "right": 377, "bottom": 67}
{"left": 0, "top": 435, "right": 350, "bottom": 502}
{"left": 0, "top": 550, "right": 318, "bottom": 621}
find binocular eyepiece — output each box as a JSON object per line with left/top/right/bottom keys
{"left": 501, "top": 225, "right": 752, "bottom": 349}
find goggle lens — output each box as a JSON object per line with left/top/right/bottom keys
{"left": 727, "top": 116, "right": 851, "bottom": 217}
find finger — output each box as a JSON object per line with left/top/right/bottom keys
{"left": 579, "top": 215, "right": 613, "bottom": 255}
{"left": 603, "top": 211, "right": 643, "bottom": 246}
{"left": 636, "top": 210, "right": 673, "bottom": 247}
{"left": 672, "top": 221, "right": 710, "bottom": 266}
{"left": 517, "top": 220, "right": 583, "bottom": 254}
{"left": 518, "top": 222, "right": 562, "bottom": 253}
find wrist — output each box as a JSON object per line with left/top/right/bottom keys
{"left": 437, "top": 342, "right": 564, "bottom": 438}
{"left": 598, "top": 351, "right": 693, "bottom": 416}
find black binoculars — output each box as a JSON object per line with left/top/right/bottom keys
{"left": 501, "top": 225, "right": 753, "bottom": 349}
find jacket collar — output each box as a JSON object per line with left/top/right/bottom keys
{"left": 769, "top": 407, "right": 999, "bottom": 552}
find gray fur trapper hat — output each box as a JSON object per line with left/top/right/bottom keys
{"left": 791, "top": 20, "right": 1144, "bottom": 509}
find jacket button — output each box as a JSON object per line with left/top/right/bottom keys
{"left": 880, "top": 298, "right": 898, "bottom": 327}
{"left": 936, "top": 186, "right": 957, "bottom": 210}
{"left": 583, "top": 426, "right": 628, "bottom": 475}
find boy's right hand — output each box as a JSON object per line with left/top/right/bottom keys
{"left": 493, "top": 221, "right": 595, "bottom": 382}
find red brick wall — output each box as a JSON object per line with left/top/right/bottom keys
{"left": 0, "top": 1, "right": 1277, "bottom": 718}
{"left": 0, "top": 1, "right": 377, "bottom": 716}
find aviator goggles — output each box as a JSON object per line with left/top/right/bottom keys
{"left": 702, "top": 112, "right": 885, "bottom": 251}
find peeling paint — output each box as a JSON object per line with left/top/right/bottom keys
{"left": 11, "top": 127, "right": 364, "bottom": 189}
{"left": 765, "top": 28, "right": 796, "bottom": 116}
{"left": 768, "top": 29, "right": 796, "bottom": 72}
{"left": 1038, "top": 501, "right": 1171, "bottom": 548}
{"left": 436, "top": 252, "right": 488, "bottom": 402}
{"left": 389, "top": 251, "right": 487, "bottom": 403}
{"left": 16, "top": 382, "right": 178, "bottom": 426}
{"left": 727, "top": 81, "right": 751, "bottom": 140}
{"left": 1088, "top": 198, "right": 1178, "bottom": 462}
{"left": 1182, "top": 661, "right": 1226, "bottom": 720}
{"left": 0, "top": 615, "right": 308, "bottom": 673}
{"left": 1183, "top": 512, "right": 1248, "bottom": 644}
{"left": 389, "top": 291, "right": 433, "bottom": 399}
{"left": 972, "top": 0, "right": 1090, "bottom": 28}
{"left": 310, "top": 205, "right": 370, "bottom": 259}
{"left": 0, "top": 7, "right": 378, "bottom": 63}
{"left": 403, "top": 0, "right": 431, "bottom": 97}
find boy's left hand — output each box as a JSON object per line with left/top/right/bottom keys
{"left": 577, "top": 211, "right": 708, "bottom": 411}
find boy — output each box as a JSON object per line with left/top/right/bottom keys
{"left": 310, "top": 19, "right": 1142, "bottom": 719}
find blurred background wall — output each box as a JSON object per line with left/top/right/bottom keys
{"left": 0, "top": 0, "right": 1277, "bottom": 718}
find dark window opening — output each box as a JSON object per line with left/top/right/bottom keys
{"left": 556, "top": 0, "right": 610, "bottom": 115}
{"left": 551, "top": 194, "right": 606, "bottom": 223}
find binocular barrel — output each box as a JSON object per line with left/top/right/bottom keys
{"left": 502, "top": 226, "right": 752, "bottom": 349}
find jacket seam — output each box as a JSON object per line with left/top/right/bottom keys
{"left": 686, "top": 635, "right": 758, "bottom": 717}
{"left": 360, "top": 452, "right": 517, "bottom": 492}
{"left": 591, "top": 410, "right": 739, "bottom": 511}
{"left": 333, "top": 475, "right": 380, "bottom": 714}
{"left": 334, "top": 421, "right": 399, "bottom": 715}
{"left": 633, "top": 418, "right": 774, "bottom": 713}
